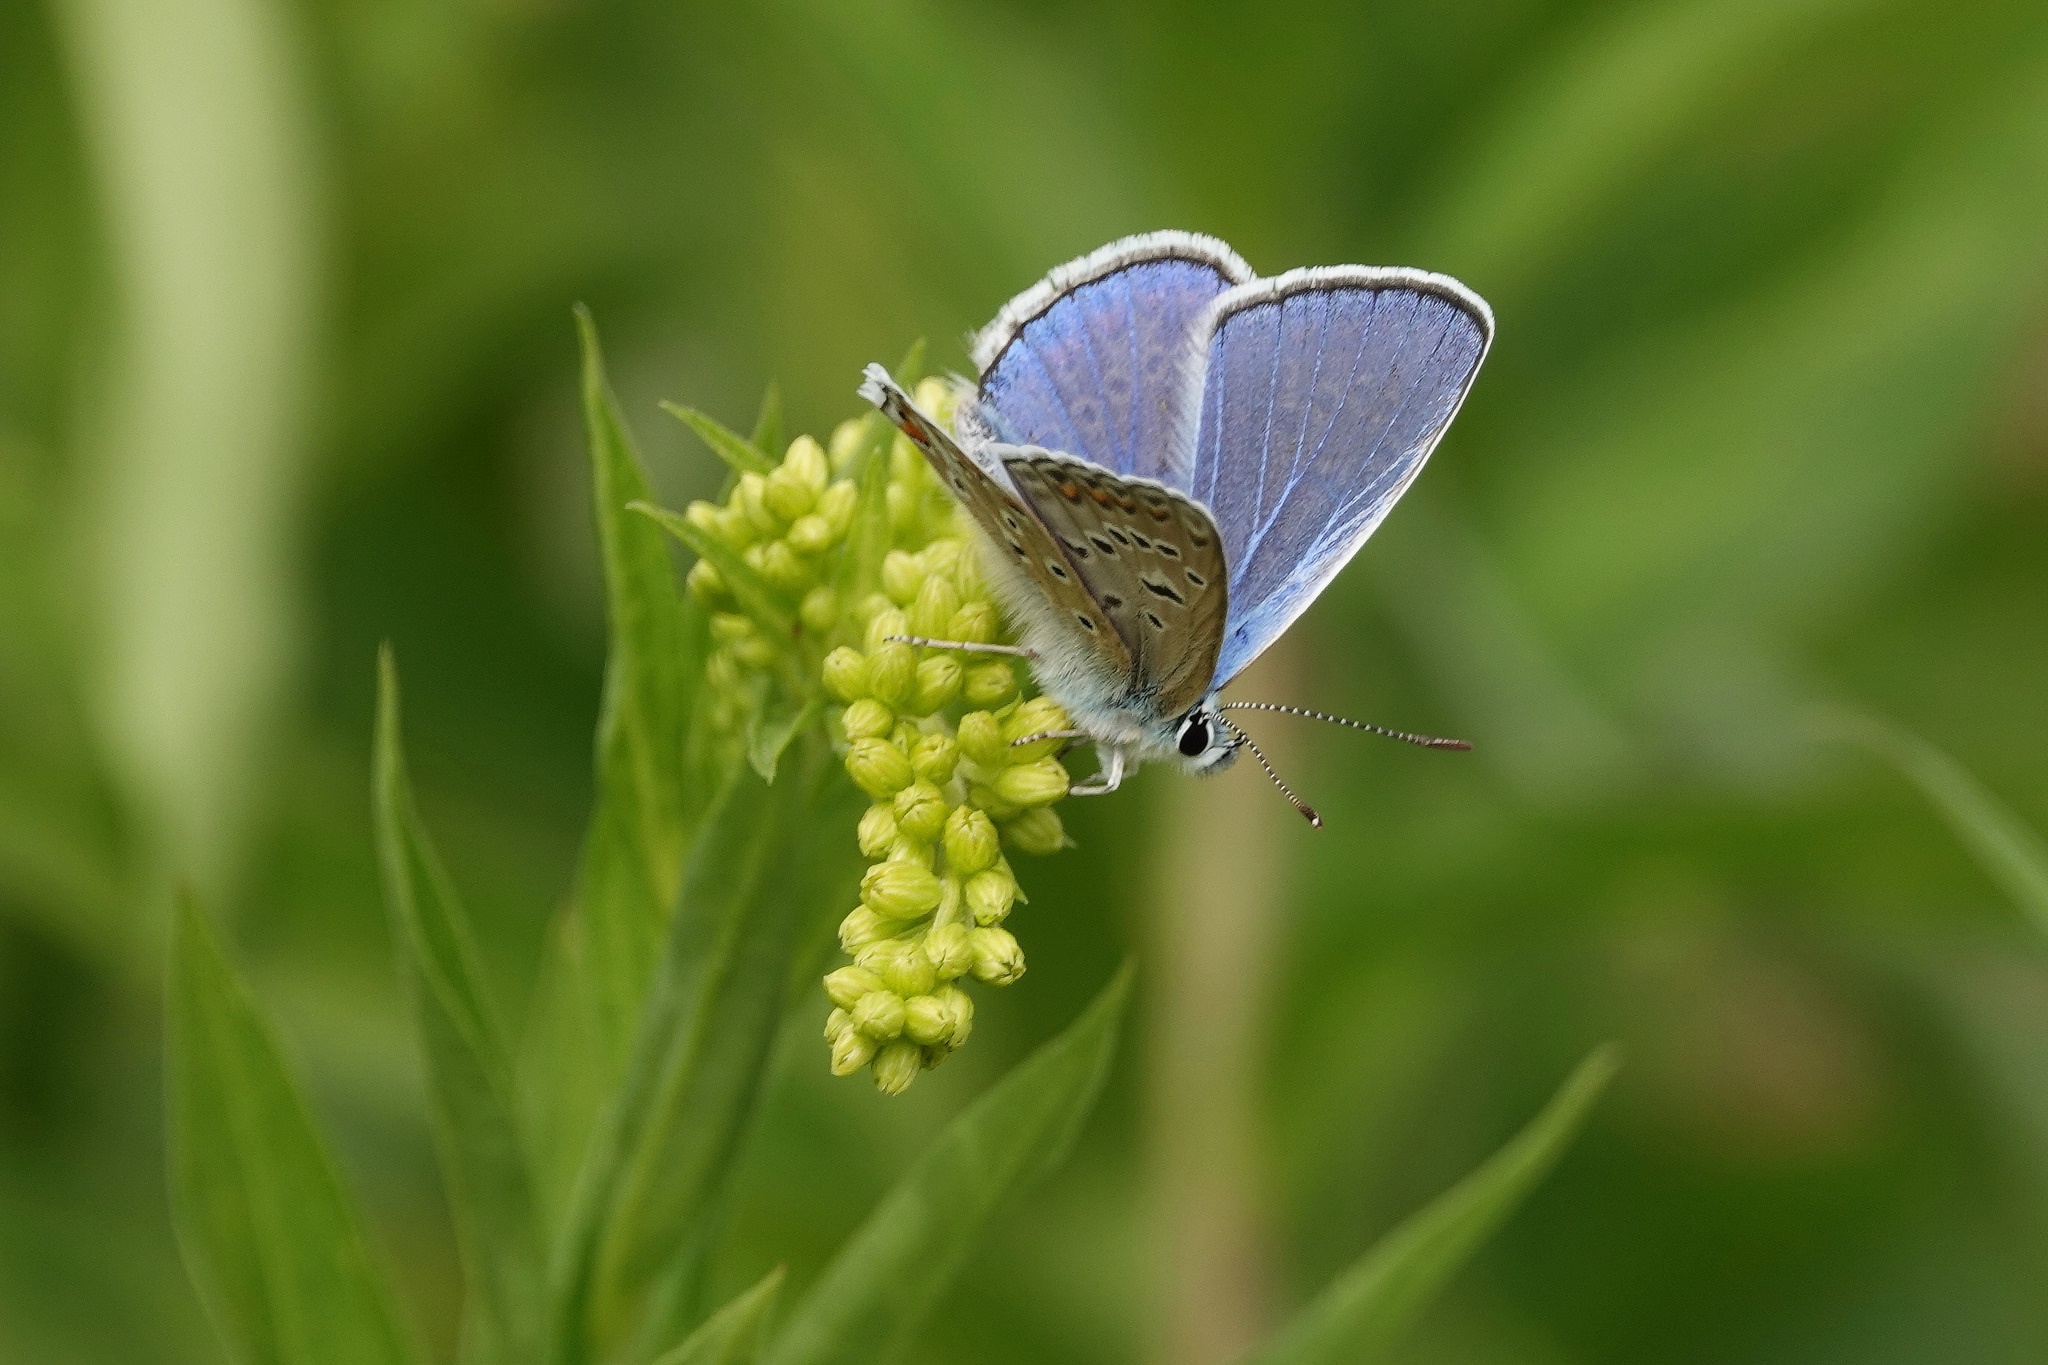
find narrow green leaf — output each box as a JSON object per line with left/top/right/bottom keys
{"left": 1831, "top": 712, "right": 2048, "bottom": 934}
{"left": 650, "top": 1269, "right": 784, "bottom": 1365}
{"left": 893, "top": 336, "right": 927, "bottom": 385}
{"left": 166, "top": 894, "right": 423, "bottom": 1365}
{"left": 374, "top": 649, "right": 543, "bottom": 1362}
{"left": 767, "top": 965, "right": 1134, "bottom": 1365}
{"left": 549, "top": 740, "right": 862, "bottom": 1365}
{"left": 664, "top": 401, "right": 777, "bottom": 477}
{"left": 831, "top": 421, "right": 896, "bottom": 609}
{"left": 629, "top": 500, "right": 797, "bottom": 637}
{"left": 1247, "top": 1045, "right": 1620, "bottom": 1365}
{"left": 748, "top": 697, "right": 825, "bottom": 785}
{"left": 750, "top": 383, "right": 785, "bottom": 464}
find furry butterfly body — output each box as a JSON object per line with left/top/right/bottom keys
{"left": 859, "top": 230, "right": 1492, "bottom": 802}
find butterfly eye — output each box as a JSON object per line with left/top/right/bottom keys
{"left": 1177, "top": 714, "right": 1211, "bottom": 758}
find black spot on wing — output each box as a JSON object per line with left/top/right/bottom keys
{"left": 1090, "top": 535, "right": 1117, "bottom": 555}
{"left": 1142, "top": 576, "right": 1185, "bottom": 604}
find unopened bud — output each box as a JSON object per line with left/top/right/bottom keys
{"left": 903, "top": 994, "right": 953, "bottom": 1047}
{"left": 965, "top": 868, "right": 1017, "bottom": 926}
{"left": 686, "top": 558, "right": 728, "bottom": 606}
{"left": 942, "top": 806, "right": 1000, "bottom": 874}
{"left": 968, "top": 927, "right": 1025, "bottom": 985}
{"left": 1001, "top": 805, "right": 1067, "bottom": 856}
{"left": 845, "top": 738, "right": 913, "bottom": 798}
{"left": 909, "top": 732, "right": 959, "bottom": 785}
{"left": 921, "top": 537, "right": 962, "bottom": 579}
{"left": 887, "top": 836, "right": 934, "bottom": 869}
{"left": 935, "top": 985, "right": 974, "bottom": 1046}
{"left": 800, "top": 585, "right": 839, "bottom": 635}
{"left": 873, "top": 1040, "right": 922, "bottom": 1095}
{"left": 827, "top": 418, "right": 865, "bottom": 471}
{"left": 892, "top": 781, "right": 949, "bottom": 843}
{"left": 861, "top": 859, "right": 943, "bottom": 919}
{"left": 992, "top": 757, "right": 1070, "bottom": 809}
{"left": 866, "top": 642, "right": 916, "bottom": 708}
{"left": 909, "top": 575, "right": 961, "bottom": 637}
{"left": 861, "top": 938, "right": 938, "bottom": 997}
{"left": 923, "top": 922, "right": 974, "bottom": 980}
{"left": 856, "top": 804, "right": 898, "bottom": 858}
{"left": 830, "top": 1028, "right": 877, "bottom": 1076}
{"left": 957, "top": 711, "right": 1008, "bottom": 769}
{"left": 824, "top": 1007, "right": 851, "bottom": 1042}
{"left": 818, "top": 479, "right": 859, "bottom": 535}
{"left": 715, "top": 503, "right": 757, "bottom": 548}
{"left": 886, "top": 483, "right": 915, "bottom": 536}
{"left": 757, "top": 540, "right": 811, "bottom": 594}
{"left": 738, "top": 472, "right": 781, "bottom": 535}
{"left": 864, "top": 607, "right": 909, "bottom": 653}
{"left": 851, "top": 989, "right": 906, "bottom": 1040}
{"left": 963, "top": 660, "right": 1018, "bottom": 707}
{"left": 824, "top": 964, "right": 884, "bottom": 1011}
{"left": 912, "top": 655, "right": 963, "bottom": 713}
{"left": 764, "top": 464, "right": 816, "bottom": 522}
{"left": 838, "top": 906, "right": 891, "bottom": 953}
{"left": 954, "top": 541, "right": 986, "bottom": 598}
{"left": 881, "top": 549, "right": 925, "bottom": 605}
{"left": 732, "top": 633, "right": 779, "bottom": 670}
{"left": 685, "top": 500, "right": 721, "bottom": 534}
{"left": 784, "top": 433, "right": 830, "bottom": 491}
{"left": 787, "top": 514, "right": 836, "bottom": 557}
{"left": 710, "top": 613, "right": 755, "bottom": 646}
{"left": 821, "top": 646, "right": 869, "bottom": 702}
{"left": 948, "top": 601, "right": 1000, "bottom": 645}
{"left": 968, "top": 783, "right": 1019, "bottom": 821}
{"left": 841, "top": 699, "right": 894, "bottom": 741}
{"left": 1003, "top": 697, "right": 1072, "bottom": 747}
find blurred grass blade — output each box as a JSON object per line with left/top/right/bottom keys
{"left": 550, "top": 740, "right": 862, "bottom": 1364}
{"left": 749, "top": 697, "right": 824, "bottom": 785}
{"left": 651, "top": 1269, "right": 783, "bottom": 1365}
{"left": 893, "top": 336, "right": 926, "bottom": 384}
{"left": 750, "top": 383, "right": 784, "bottom": 463}
{"left": 1832, "top": 713, "right": 2048, "bottom": 933}
{"left": 166, "top": 894, "right": 423, "bottom": 1365}
{"left": 631, "top": 500, "right": 797, "bottom": 636}
{"left": 663, "top": 401, "right": 776, "bottom": 477}
{"left": 767, "top": 965, "right": 1134, "bottom": 1365}
{"left": 1247, "top": 1045, "right": 1619, "bottom": 1365}
{"left": 374, "top": 649, "right": 543, "bottom": 1361}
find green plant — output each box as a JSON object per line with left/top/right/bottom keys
{"left": 162, "top": 313, "right": 1614, "bottom": 1365}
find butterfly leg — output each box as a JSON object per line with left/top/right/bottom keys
{"left": 884, "top": 634, "right": 1036, "bottom": 659}
{"left": 1011, "top": 729, "right": 1092, "bottom": 749}
{"left": 1065, "top": 745, "right": 1126, "bottom": 797}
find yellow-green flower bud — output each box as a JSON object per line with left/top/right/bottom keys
{"left": 861, "top": 859, "right": 942, "bottom": 919}
{"left": 800, "top": 584, "right": 838, "bottom": 634}
{"left": 686, "top": 558, "right": 729, "bottom": 606}
{"left": 922, "top": 537, "right": 962, "bottom": 581}
{"left": 1001, "top": 805, "right": 1067, "bottom": 856}
{"left": 710, "top": 613, "right": 755, "bottom": 646}
{"left": 764, "top": 463, "right": 816, "bottom": 521}
{"left": 819, "top": 480, "right": 859, "bottom": 535}
{"left": 830, "top": 1028, "right": 877, "bottom": 1076}
{"left": 957, "top": 711, "right": 1008, "bottom": 769}
{"left": 936, "top": 985, "right": 974, "bottom": 1046}
{"left": 992, "top": 756, "right": 1070, "bottom": 809}
{"left": 824, "top": 964, "right": 884, "bottom": 1011}
{"left": 947, "top": 601, "right": 1000, "bottom": 645}
{"left": 705, "top": 652, "right": 744, "bottom": 695}
{"left": 942, "top": 806, "right": 1000, "bottom": 874}
{"left": 965, "top": 868, "right": 1016, "bottom": 926}
{"left": 738, "top": 472, "right": 781, "bottom": 535}
{"left": 968, "top": 926, "right": 1025, "bottom": 985}
{"left": 784, "top": 433, "right": 830, "bottom": 491}
{"left": 873, "top": 1040, "right": 921, "bottom": 1095}
{"left": 887, "top": 836, "right": 933, "bottom": 869}
{"left": 909, "top": 575, "right": 961, "bottom": 638}
{"left": 923, "top": 922, "right": 974, "bottom": 980}
{"left": 827, "top": 418, "right": 865, "bottom": 471}
{"left": 886, "top": 483, "right": 915, "bottom": 536}
{"left": 1004, "top": 697, "right": 1072, "bottom": 746}
{"left": 912, "top": 655, "right": 963, "bottom": 713}
{"left": 963, "top": 660, "right": 1018, "bottom": 707}
{"left": 881, "top": 549, "right": 925, "bottom": 605}
{"left": 824, "top": 1007, "right": 851, "bottom": 1042}
{"left": 910, "top": 732, "right": 960, "bottom": 785}
{"left": 715, "top": 504, "right": 758, "bottom": 547}
{"left": 846, "top": 738, "right": 913, "bottom": 798}
{"left": 841, "top": 699, "right": 895, "bottom": 741}
{"left": 856, "top": 804, "right": 898, "bottom": 859}
{"left": 892, "top": 781, "right": 948, "bottom": 843}
{"left": 685, "top": 500, "right": 721, "bottom": 534}
{"left": 822, "top": 646, "right": 869, "bottom": 702}
{"left": 969, "top": 783, "right": 1019, "bottom": 821}
{"left": 955, "top": 540, "right": 986, "bottom": 598}
{"left": 758, "top": 540, "right": 810, "bottom": 593}
{"left": 866, "top": 642, "right": 916, "bottom": 709}
{"left": 864, "top": 607, "right": 909, "bottom": 652}
{"left": 787, "top": 514, "right": 836, "bottom": 557}
{"left": 888, "top": 435, "right": 919, "bottom": 484}
{"left": 838, "top": 906, "right": 891, "bottom": 953}
{"left": 861, "top": 938, "right": 937, "bottom": 997}
{"left": 851, "top": 989, "right": 906, "bottom": 1040}
{"left": 903, "top": 994, "right": 953, "bottom": 1047}
{"left": 933, "top": 874, "right": 962, "bottom": 926}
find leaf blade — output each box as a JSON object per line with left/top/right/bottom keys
{"left": 630, "top": 500, "right": 797, "bottom": 638}
{"left": 767, "top": 965, "right": 1133, "bottom": 1365}
{"left": 1246, "top": 1045, "right": 1619, "bottom": 1365}
{"left": 650, "top": 1269, "right": 784, "bottom": 1365}
{"left": 664, "top": 401, "right": 777, "bottom": 477}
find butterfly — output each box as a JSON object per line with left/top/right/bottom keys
{"left": 858, "top": 230, "right": 1491, "bottom": 825}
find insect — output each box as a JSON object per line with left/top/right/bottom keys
{"left": 858, "top": 230, "right": 1491, "bottom": 826}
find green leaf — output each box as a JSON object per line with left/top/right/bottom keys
{"left": 549, "top": 739, "right": 862, "bottom": 1365}
{"left": 767, "top": 965, "right": 1134, "bottom": 1365}
{"left": 629, "top": 500, "right": 797, "bottom": 637}
{"left": 1247, "top": 1045, "right": 1620, "bottom": 1365}
{"left": 1830, "top": 712, "right": 2048, "bottom": 934}
{"left": 650, "top": 1269, "right": 784, "bottom": 1365}
{"left": 166, "top": 894, "right": 423, "bottom": 1365}
{"left": 664, "top": 401, "right": 776, "bottom": 477}
{"left": 748, "top": 697, "right": 825, "bottom": 785}
{"left": 750, "top": 383, "right": 785, "bottom": 464}
{"left": 893, "top": 336, "right": 927, "bottom": 385}
{"left": 374, "top": 649, "right": 543, "bottom": 1362}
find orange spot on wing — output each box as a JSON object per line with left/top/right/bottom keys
{"left": 1059, "top": 482, "right": 1080, "bottom": 500}
{"left": 1089, "top": 487, "right": 1112, "bottom": 505}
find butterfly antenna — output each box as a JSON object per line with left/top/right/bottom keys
{"left": 1217, "top": 701, "right": 1470, "bottom": 751}
{"left": 1220, "top": 718, "right": 1322, "bottom": 830}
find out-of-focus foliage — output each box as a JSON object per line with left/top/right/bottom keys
{"left": 5, "top": 0, "right": 2048, "bottom": 1361}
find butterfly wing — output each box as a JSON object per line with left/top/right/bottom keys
{"left": 857, "top": 365, "right": 1134, "bottom": 680}
{"left": 968, "top": 231, "right": 1252, "bottom": 487}
{"left": 1184, "top": 269, "right": 1492, "bottom": 689}
{"left": 1003, "top": 451, "right": 1230, "bottom": 720}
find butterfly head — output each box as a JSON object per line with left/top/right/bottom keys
{"left": 1171, "top": 706, "right": 1239, "bottom": 774}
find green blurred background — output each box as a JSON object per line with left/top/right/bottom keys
{"left": 7, "top": 0, "right": 2048, "bottom": 1360}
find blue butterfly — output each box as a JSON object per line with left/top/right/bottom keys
{"left": 860, "top": 231, "right": 1491, "bottom": 824}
